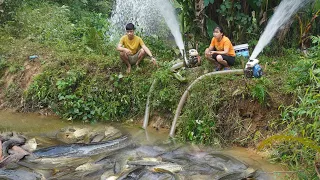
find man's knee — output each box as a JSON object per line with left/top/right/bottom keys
{"left": 120, "top": 52, "right": 126, "bottom": 57}
{"left": 216, "top": 55, "right": 223, "bottom": 62}
{"left": 139, "top": 49, "right": 146, "bottom": 57}
{"left": 120, "top": 52, "right": 128, "bottom": 61}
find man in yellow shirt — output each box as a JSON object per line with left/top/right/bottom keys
{"left": 205, "top": 26, "right": 236, "bottom": 71}
{"left": 117, "top": 23, "right": 157, "bottom": 74}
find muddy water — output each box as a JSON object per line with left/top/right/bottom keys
{"left": 0, "top": 110, "right": 287, "bottom": 179}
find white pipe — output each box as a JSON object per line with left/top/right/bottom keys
{"left": 170, "top": 62, "right": 184, "bottom": 72}
{"left": 143, "top": 79, "right": 157, "bottom": 129}
{"left": 169, "top": 69, "right": 244, "bottom": 137}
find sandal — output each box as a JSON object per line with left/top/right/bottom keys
{"left": 215, "top": 65, "right": 222, "bottom": 71}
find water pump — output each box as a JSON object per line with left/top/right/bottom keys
{"left": 183, "top": 49, "right": 201, "bottom": 68}
{"left": 244, "top": 58, "right": 263, "bottom": 78}
{"left": 170, "top": 48, "right": 201, "bottom": 82}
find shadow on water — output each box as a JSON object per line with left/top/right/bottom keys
{"left": 0, "top": 110, "right": 288, "bottom": 180}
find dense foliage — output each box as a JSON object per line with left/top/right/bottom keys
{"left": 175, "top": 0, "right": 320, "bottom": 49}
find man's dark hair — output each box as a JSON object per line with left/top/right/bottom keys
{"left": 126, "top": 23, "right": 135, "bottom": 30}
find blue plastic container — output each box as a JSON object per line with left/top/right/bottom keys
{"left": 29, "top": 55, "right": 39, "bottom": 61}
{"left": 234, "top": 44, "right": 249, "bottom": 58}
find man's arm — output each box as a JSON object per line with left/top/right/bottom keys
{"left": 210, "top": 40, "right": 231, "bottom": 55}
{"left": 116, "top": 43, "right": 124, "bottom": 52}
{"left": 141, "top": 45, "right": 156, "bottom": 64}
{"left": 141, "top": 45, "right": 153, "bottom": 57}
{"left": 210, "top": 47, "right": 229, "bottom": 55}
{"left": 205, "top": 46, "right": 214, "bottom": 53}
{"left": 117, "top": 43, "right": 132, "bottom": 55}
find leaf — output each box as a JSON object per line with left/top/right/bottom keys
{"left": 314, "top": 0, "right": 320, "bottom": 11}
{"left": 313, "top": 69, "right": 320, "bottom": 75}
{"left": 204, "top": 0, "right": 215, "bottom": 7}
{"left": 220, "top": 4, "right": 226, "bottom": 11}
{"left": 247, "top": 0, "right": 260, "bottom": 11}
{"left": 74, "top": 108, "right": 79, "bottom": 113}
{"left": 206, "top": 18, "right": 218, "bottom": 38}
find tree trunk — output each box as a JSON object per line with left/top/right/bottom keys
{"left": 195, "top": 0, "right": 206, "bottom": 37}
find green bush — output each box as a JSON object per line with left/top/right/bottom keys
{"left": 25, "top": 56, "right": 185, "bottom": 122}
{"left": 248, "top": 77, "right": 272, "bottom": 104}
{"left": 0, "top": 56, "right": 8, "bottom": 76}
{"left": 0, "top": 0, "right": 24, "bottom": 23}
{"left": 52, "top": 0, "right": 113, "bottom": 18}
{"left": 270, "top": 58, "right": 320, "bottom": 179}
{"left": 177, "top": 77, "right": 223, "bottom": 145}
{"left": 11, "top": 2, "right": 73, "bottom": 43}
{"left": 309, "top": 35, "right": 320, "bottom": 57}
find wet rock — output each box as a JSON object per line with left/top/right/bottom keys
{"left": 21, "top": 138, "right": 37, "bottom": 152}
{"left": 0, "top": 146, "right": 30, "bottom": 168}
{"left": 56, "top": 126, "right": 90, "bottom": 143}
{"left": 2, "top": 133, "right": 26, "bottom": 156}
{"left": 91, "top": 134, "right": 105, "bottom": 143}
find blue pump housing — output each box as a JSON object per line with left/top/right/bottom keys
{"left": 253, "top": 64, "right": 263, "bottom": 78}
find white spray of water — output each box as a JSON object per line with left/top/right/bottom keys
{"left": 155, "top": 0, "right": 185, "bottom": 54}
{"left": 109, "top": 0, "right": 185, "bottom": 54}
{"left": 250, "top": 0, "right": 313, "bottom": 59}
{"left": 108, "top": 0, "right": 168, "bottom": 41}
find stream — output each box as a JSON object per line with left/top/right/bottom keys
{"left": 0, "top": 110, "right": 287, "bottom": 180}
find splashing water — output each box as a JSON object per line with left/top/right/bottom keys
{"left": 250, "top": 0, "right": 313, "bottom": 59}
{"left": 155, "top": 0, "right": 185, "bottom": 54}
{"left": 108, "top": 0, "right": 166, "bottom": 41}
{"left": 109, "top": 0, "right": 164, "bottom": 36}
{"left": 109, "top": 0, "right": 185, "bottom": 54}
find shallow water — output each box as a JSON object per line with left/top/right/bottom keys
{"left": 0, "top": 110, "right": 288, "bottom": 179}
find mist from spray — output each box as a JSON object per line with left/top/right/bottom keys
{"left": 250, "top": 0, "right": 313, "bottom": 59}
{"left": 108, "top": 0, "right": 185, "bottom": 55}
{"left": 155, "top": 0, "right": 185, "bottom": 55}
{"left": 108, "top": 0, "right": 168, "bottom": 41}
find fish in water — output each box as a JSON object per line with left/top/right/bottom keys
{"left": 151, "top": 163, "right": 183, "bottom": 173}
{"left": 110, "top": 166, "right": 145, "bottom": 180}
{"left": 20, "top": 155, "right": 92, "bottom": 170}
{"left": 0, "top": 140, "right": 2, "bottom": 161}
{"left": 75, "top": 162, "right": 109, "bottom": 172}
{"left": 19, "top": 136, "right": 132, "bottom": 170}
{"left": 127, "top": 157, "right": 164, "bottom": 166}
{"left": 0, "top": 169, "right": 45, "bottom": 180}
{"left": 216, "top": 167, "right": 256, "bottom": 180}
{"left": 56, "top": 126, "right": 122, "bottom": 144}
{"left": 31, "top": 135, "right": 131, "bottom": 158}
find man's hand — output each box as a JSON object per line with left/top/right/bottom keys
{"left": 124, "top": 48, "right": 132, "bottom": 55}
{"left": 151, "top": 57, "right": 158, "bottom": 67}
{"left": 205, "top": 48, "right": 211, "bottom": 57}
